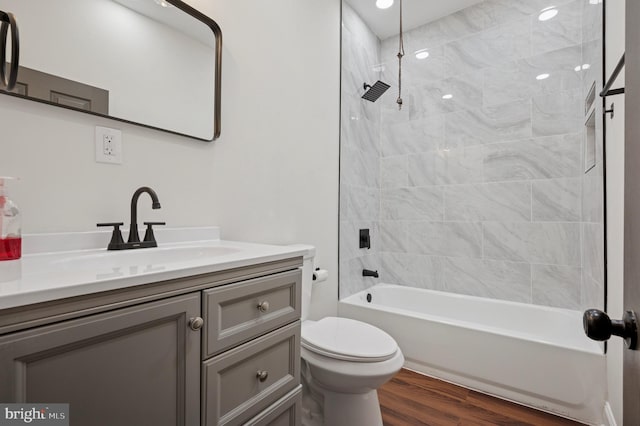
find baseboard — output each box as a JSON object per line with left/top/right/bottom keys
{"left": 603, "top": 402, "right": 617, "bottom": 426}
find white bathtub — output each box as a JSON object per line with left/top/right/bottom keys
{"left": 338, "top": 284, "right": 606, "bottom": 425}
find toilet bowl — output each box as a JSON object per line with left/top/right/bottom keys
{"left": 295, "top": 246, "right": 404, "bottom": 426}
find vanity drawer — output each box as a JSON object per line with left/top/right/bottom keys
{"left": 244, "top": 386, "right": 302, "bottom": 426}
{"left": 202, "top": 322, "right": 300, "bottom": 426}
{"left": 203, "top": 269, "right": 301, "bottom": 358}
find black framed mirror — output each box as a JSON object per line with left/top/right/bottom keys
{"left": 0, "top": 0, "right": 221, "bottom": 141}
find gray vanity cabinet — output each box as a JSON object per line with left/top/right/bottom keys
{"left": 0, "top": 259, "right": 303, "bottom": 426}
{"left": 0, "top": 293, "right": 202, "bottom": 426}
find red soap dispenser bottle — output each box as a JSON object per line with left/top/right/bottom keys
{"left": 0, "top": 177, "right": 21, "bottom": 261}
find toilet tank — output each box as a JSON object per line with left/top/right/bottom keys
{"left": 289, "top": 245, "right": 316, "bottom": 321}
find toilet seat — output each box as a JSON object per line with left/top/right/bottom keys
{"left": 301, "top": 317, "right": 398, "bottom": 362}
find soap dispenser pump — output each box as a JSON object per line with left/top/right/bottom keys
{"left": 0, "top": 177, "right": 21, "bottom": 260}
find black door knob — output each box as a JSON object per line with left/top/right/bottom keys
{"left": 583, "top": 309, "right": 639, "bottom": 350}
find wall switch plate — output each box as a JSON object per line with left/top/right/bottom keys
{"left": 95, "top": 126, "right": 123, "bottom": 164}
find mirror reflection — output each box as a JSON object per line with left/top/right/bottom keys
{"left": 0, "top": 0, "right": 220, "bottom": 141}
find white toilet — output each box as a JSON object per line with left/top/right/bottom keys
{"left": 298, "top": 247, "right": 404, "bottom": 426}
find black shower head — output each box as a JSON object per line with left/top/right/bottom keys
{"left": 361, "top": 81, "right": 390, "bottom": 102}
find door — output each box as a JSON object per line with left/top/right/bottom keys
{"left": 624, "top": 0, "right": 640, "bottom": 423}
{"left": 584, "top": 2, "right": 640, "bottom": 424}
{"left": 0, "top": 293, "right": 201, "bottom": 426}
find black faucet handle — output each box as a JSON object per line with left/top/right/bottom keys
{"left": 143, "top": 222, "right": 166, "bottom": 245}
{"left": 97, "top": 222, "right": 125, "bottom": 250}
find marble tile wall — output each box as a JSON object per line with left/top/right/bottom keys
{"left": 580, "top": 0, "right": 605, "bottom": 310}
{"left": 339, "top": 3, "right": 382, "bottom": 297}
{"left": 339, "top": 0, "right": 605, "bottom": 311}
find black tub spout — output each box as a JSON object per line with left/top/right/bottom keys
{"left": 362, "top": 269, "right": 379, "bottom": 278}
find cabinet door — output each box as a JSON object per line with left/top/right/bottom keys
{"left": 0, "top": 293, "right": 201, "bottom": 426}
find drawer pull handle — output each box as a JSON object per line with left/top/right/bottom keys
{"left": 257, "top": 301, "right": 270, "bottom": 312}
{"left": 256, "top": 370, "right": 269, "bottom": 382}
{"left": 189, "top": 317, "right": 204, "bottom": 331}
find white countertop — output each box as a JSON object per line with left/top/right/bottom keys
{"left": 0, "top": 227, "right": 310, "bottom": 310}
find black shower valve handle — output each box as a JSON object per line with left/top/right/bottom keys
{"left": 359, "top": 229, "right": 371, "bottom": 249}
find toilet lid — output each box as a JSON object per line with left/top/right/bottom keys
{"left": 301, "top": 317, "right": 398, "bottom": 362}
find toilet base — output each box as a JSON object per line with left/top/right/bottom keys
{"left": 324, "top": 389, "right": 383, "bottom": 426}
{"left": 302, "top": 368, "right": 384, "bottom": 426}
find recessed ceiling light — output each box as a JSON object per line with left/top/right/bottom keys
{"left": 574, "top": 64, "right": 591, "bottom": 72}
{"left": 376, "top": 0, "right": 394, "bottom": 9}
{"left": 538, "top": 7, "right": 558, "bottom": 21}
{"left": 589, "top": 0, "right": 602, "bottom": 4}
{"left": 442, "top": 94, "right": 453, "bottom": 100}
{"left": 415, "top": 49, "right": 429, "bottom": 60}
{"left": 536, "top": 73, "right": 550, "bottom": 80}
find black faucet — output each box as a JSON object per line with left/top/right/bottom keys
{"left": 128, "top": 186, "right": 161, "bottom": 243}
{"left": 97, "top": 186, "right": 165, "bottom": 250}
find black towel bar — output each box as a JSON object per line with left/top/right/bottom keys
{"left": 0, "top": 10, "right": 19, "bottom": 92}
{"left": 601, "top": 53, "right": 625, "bottom": 97}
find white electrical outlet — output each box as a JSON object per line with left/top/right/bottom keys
{"left": 103, "top": 134, "right": 114, "bottom": 156}
{"left": 95, "top": 126, "right": 123, "bottom": 164}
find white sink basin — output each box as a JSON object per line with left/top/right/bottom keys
{"left": 34, "top": 245, "right": 242, "bottom": 273}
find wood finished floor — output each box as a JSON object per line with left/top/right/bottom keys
{"left": 378, "top": 369, "right": 584, "bottom": 426}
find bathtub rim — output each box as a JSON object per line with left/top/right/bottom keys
{"left": 340, "top": 283, "right": 603, "bottom": 356}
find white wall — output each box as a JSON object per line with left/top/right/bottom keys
{"left": 197, "top": 0, "right": 341, "bottom": 318}
{"left": 0, "top": 0, "right": 341, "bottom": 318}
{"left": 605, "top": 0, "right": 625, "bottom": 424}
